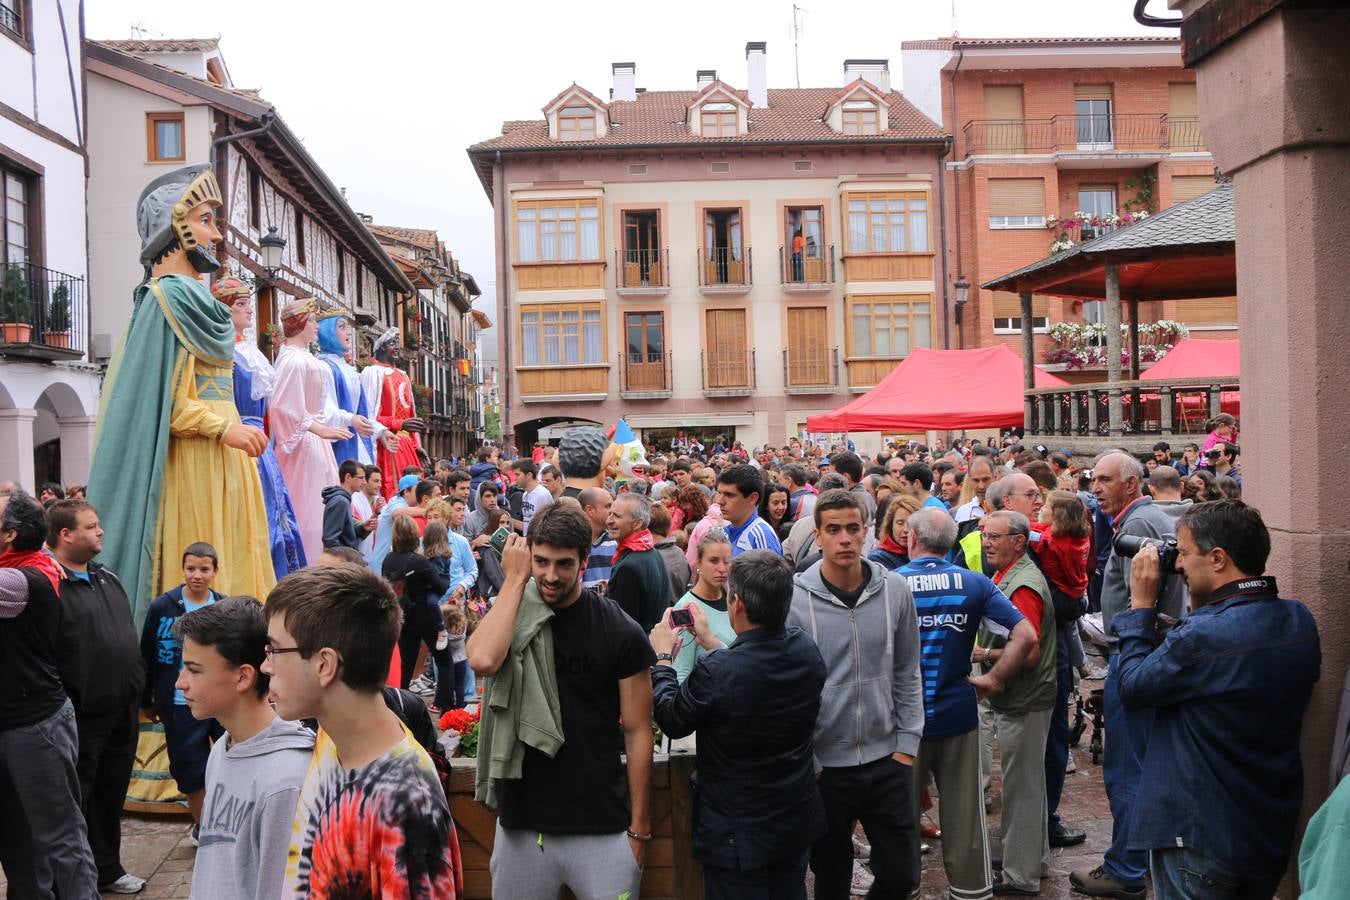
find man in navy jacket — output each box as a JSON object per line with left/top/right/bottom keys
{"left": 1116, "top": 500, "right": 1319, "bottom": 899}
{"left": 649, "top": 550, "right": 827, "bottom": 899}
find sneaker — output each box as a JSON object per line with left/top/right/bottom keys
{"left": 188, "top": 823, "right": 200, "bottom": 847}
{"left": 1065, "top": 753, "right": 1077, "bottom": 774}
{"left": 850, "top": 859, "right": 875, "bottom": 896}
{"left": 1069, "top": 865, "right": 1146, "bottom": 899}
{"left": 409, "top": 675, "right": 435, "bottom": 695}
{"left": 851, "top": 832, "right": 871, "bottom": 861}
{"left": 99, "top": 874, "right": 147, "bottom": 894}
{"left": 435, "top": 631, "right": 449, "bottom": 651}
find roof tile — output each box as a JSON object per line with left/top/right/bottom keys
{"left": 95, "top": 38, "right": 220, "bottom": 52}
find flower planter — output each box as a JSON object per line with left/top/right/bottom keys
{"left": 1, "top": 323, "right": 31, "bottom": 343}
{"left": 43, "top": 330, "right": 70, "bottom": 349}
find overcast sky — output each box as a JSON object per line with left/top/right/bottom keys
{"left": 85, "top": 0, "right": 1161, "bottom": 354}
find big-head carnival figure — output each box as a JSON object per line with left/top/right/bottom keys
{"left": 86, "top": 163, "right": 275, "bottom": 626}
{"left": 360, "top": 329, "right": 425, "bottom": 498}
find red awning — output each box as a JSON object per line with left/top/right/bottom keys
{"left": 1141, "top": 338, "right": 1239, "bottom": 380}
{"left": 807, "top": 346, "right": 1068, "bottom": 432}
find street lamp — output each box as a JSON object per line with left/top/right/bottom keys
{"left": 953, "top": 274, "right": 970, "bottom": 323}
{"left": 260, "top": 227, "right": 286, "bottom": 282}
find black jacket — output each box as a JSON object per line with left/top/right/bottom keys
{"left": 651, "top": 626, "right": 828, "bottom": 870}
{"left": 608, "top": 548, "right": 673, "bottom": 632}
{"left": 0, "top": 567, "right": 67, "bottom": 728}
{"left": 57, "top": 562, "right": 145, "bottom": 716}
{"left": 321, "top": 485, "right": 360, "bottom": 550}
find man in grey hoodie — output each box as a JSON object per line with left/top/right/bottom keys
{"left": 788, "top": 489, "right": 924, "bottom": 900}
{"left": 173, "top": 596, "right": 314, "bottom": 900}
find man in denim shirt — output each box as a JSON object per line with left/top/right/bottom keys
{"left": 1115, "top": 500, "right": 1320, "bottom": 899}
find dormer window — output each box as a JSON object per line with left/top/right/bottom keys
{"left": 558, "top": 106, "right": 596, "bottom": 141}
{"left": 701, "top": 102, "right": 737, "bottom": 137}
{"left": 842, "top": 100, "right": 879, "bottom": 135}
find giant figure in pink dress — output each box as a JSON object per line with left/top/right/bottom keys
{"left": 269, "top": 298, "right": 351, "bottom": 564}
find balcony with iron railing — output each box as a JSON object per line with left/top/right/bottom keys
{"left": 0, "top": 0, "right": 21, "bottom": 37}
{"left": 0, "top": 262, "right": 86, "bottom": 360}
{"left": 615, "top": 248, "right": 669, "bottom": 296}
{"left": 698, "top": 246, "right": 752, "bottom": 294}
{"left": 1025, "top": 376, "right": 1239, "bottom": 451}
{"left": 701, "top": 348, "right": 756, "bottom": 397}
{"left": 783, "top": 347, "right": 839, "bottom": 394}
{"left": 779, "top": 244, "right": 835, "bottom": 291}
{"left": 619, "top": 350, "right": 673, "bottom": 399}
{"left": 962, "top": 114, "right": 1208, "bottom": 158}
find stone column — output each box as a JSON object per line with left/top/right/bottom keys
{"left": 58, "top": 416, "right": 98, "bottom": 487}
{"left": 1189, "top": 3, "right": 1350, "bottom": 876}
{"left": 1127, "top": 298, "right": 1141, "bottom": 381}
{"left": 0, "top": 408, "right": 38, "bottom": 493}
{"left": 1104, "top": 264, "right": 1123, "bottom": 434}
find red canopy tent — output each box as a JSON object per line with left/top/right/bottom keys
{"left": 807, "top": 346, "right": 1069, "bottom": 432}
{"left": 1141, "top": 338, "right": 1239, "bottom": 380}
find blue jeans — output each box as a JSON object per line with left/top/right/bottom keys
{"left": 1103, "top": 652, "right": 1152, "bottom": 886}
{"left": 1149, "top": 847, "right": 1280, "bottom": 900}
{"left": 1045, "top": 640, "right": 1073, "bottom": 829}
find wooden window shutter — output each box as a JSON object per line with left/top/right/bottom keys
{"left": 992, "top": 291, "right": 1047, "bottom": 317}
{"left": 1181, "top": 297, "right": 1237, "bottom": 325}
{"left": 1168, "top": 83, "right": 1198, "bottom": 119}
{"left": 787, "top": 307, "right": 829, "bottom": 384}
{"left": 988, "top": 179, "right": 1045, "bottom": 217}
{"left": 1075, "top": 84, "right": 1113, "bottom": 101}
{"left": 983, "top": 85, "right": 1024, "bottom": 120}
{"left": 1172, "top": 175, "right": 1215, "bottom": 204}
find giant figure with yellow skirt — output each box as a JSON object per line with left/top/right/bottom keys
{"left": 86, "top": 163, "right": 275, "bottom": 809}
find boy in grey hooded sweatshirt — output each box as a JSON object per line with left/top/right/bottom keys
{"left": 788, "top": 488, "right": 924, "bottom": 900}
{"left": 172, "top": 596, "right": 315, "bottom": 900}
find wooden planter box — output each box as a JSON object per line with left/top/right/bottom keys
{"left": 449, "top": 752, "right": 704, "bottom": 899}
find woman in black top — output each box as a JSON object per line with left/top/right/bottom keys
{"left": 381, "top": 515, "right": 454, "bottom": 712}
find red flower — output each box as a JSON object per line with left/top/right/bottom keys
{"left": 438, "top": 707, "right": 479, "bottom": 734}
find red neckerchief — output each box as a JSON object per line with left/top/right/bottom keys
{"left": 0, "top": 549, "right": 62, "bottom": 594}
{"left": 992, "top": 558, "right": 1018, "bottom": 587}
{"left": 612, "top": 529, "right": 655, "bottom": 564}
{"left": 877, "top": 535, "right": 908, "bottom": 558}
{"left": 1112, "top": 496, "right": 1150, "bottom": 533}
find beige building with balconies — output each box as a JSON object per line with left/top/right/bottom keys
{"left": 468, "top": 44, "right": 951, "bottom": 451}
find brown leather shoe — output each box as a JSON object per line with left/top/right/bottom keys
{"left": 1069, "top": 866, "right": 1145, "bottom": 899}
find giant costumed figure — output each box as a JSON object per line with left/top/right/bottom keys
{"left": 211, "top": 276, "right": 306, "bottom": 578}
{"left": 269, "top": 298, "right": 350, "bottom": 566}
{"left": 316, "top": 310, "right": 393, "bottom": 468}
{"left": 360, "top": 328, "right": 425, "bottom": 498}
{"left": 86, "top": 163, "right": 274, "bottom": 627}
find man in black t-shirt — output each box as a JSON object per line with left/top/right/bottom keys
{"left": 467, "top": 503, "right": 655, "bottom": 899}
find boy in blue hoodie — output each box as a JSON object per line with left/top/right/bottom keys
{"left": 175, "top": 595, "right": 314, "bottom": 900}
{"left": 139, "top": 542, "right": 224, "bottom": 833}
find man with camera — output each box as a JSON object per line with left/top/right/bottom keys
{"left": 648, "top": 550, "right": 827, "bottom": 899}
{"left": 1072, "top": 452, "right": 1188, "bottom": 899}
{"left": 1115, "top": 500, "right": 1319, "bottom": 898}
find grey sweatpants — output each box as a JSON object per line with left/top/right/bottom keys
{"left": 990, "top": 707, "right": 1052, "bottom": 892}
{"left": 912, "top": 728, "right": 992, "bottom": 900}
{"left": 0, "top": 700, "right": 99, "bottom": 899}
{"left": 491, "top": 823, "right": 644, "bottom": 900}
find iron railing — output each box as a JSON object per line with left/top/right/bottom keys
{"left": 700, "top": 349, "right": 756, "bottom": 393}
{"left": 0, "top": 1, "right": 21, "bottom": 36}
{"left": 0, "top": 261, "right": 86, "bottom": 356}
{"left": 962, "top": 114, "right": 1208, "bottom": 157}
{"left": 1026, "top": 376, "right": 1239, "bottom": 438}
{"left": 698, "top": 246, "right": 752, "bottom": 287}
{"left": 783, "top": 347, "right": 839, "bottom": 390}
{"left": 615, "top": 248, "right": 669, "bottom": 290}
{"left": 779, "top": 243, "right": 835, "bottom": 286}
{"left": 618, "top": 350, "right": 672, "bottom": 394}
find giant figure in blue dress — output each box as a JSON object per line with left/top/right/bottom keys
{"left": 316, "top": 311, "right": 386, "bottom": 468}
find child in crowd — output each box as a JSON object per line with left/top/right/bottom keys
{"left": 1201, "top": 412, "right": 1238, "bottom": 463}
{"left": 139, "top": 542, "right": 225, "bottom": 836}
{"left": 443, "top": 601, "right": 470, "bottom": 709}
{"left": 384, "top": 516, "right": 455, "bottom": 713}
{"left": 1029, "top": 490, "right": 1092, "bottom": 609}
{"left": 174, "top": 596, "right": 314, "bottom": 900}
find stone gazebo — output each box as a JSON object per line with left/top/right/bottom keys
{"left": 984, "top": 183, "right": 1236, "bottom": 454}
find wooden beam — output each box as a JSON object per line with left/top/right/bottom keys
{"left": 1020, "top": 290, "right": 1036, "bottom": 391}
{"left": 1127, "top": 297, "right": 1141, "bottom": 381}
{"left": 1105, "top": 263, "right": 1123, "bottom": 435}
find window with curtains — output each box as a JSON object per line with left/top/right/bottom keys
{"left": 700, "top": 102, "right": 738, "bottom": 137}
{"left": 849, "top": 296, "right": 932, "bottom": 357}
{"left": 520, "top": 303, "right": 603, "bottom": 366}
{"left": 846, "top": 192, "right": 929, "bottom": 253}
{"left": 2, "top": 164, "right": 32, "bottom": 265}
{"left": 557, "top": 106, "right": 596, "bottom": 141}
{"left": 515, "top": 200, "right": 601, "bottom": 262}
{"left": 841, "top": 101, "right": 879, "bottom": 135}
{"left": 147, "top": 112, "right": 185, "bottom": 163}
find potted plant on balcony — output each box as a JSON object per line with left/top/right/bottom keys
{"left": 1, "top": 265, "right": 31, "bottom": 343}
{"left": 44, "top": 281, "right": 71, "bottom": 348}
{"left": 413, "top": 384, "right": 433, "bottom": 407}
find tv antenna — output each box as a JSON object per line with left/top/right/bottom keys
{"left": 791, "top": 4, "right": 805, "bottom": 88}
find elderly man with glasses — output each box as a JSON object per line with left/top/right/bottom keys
{"left": 977, "top": 509, "right": 1058, "bottom": 895}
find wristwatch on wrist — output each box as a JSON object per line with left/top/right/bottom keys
{"left": 654, "top": 652, "right": 674, "bottom": 665}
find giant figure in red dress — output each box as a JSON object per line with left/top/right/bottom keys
{"left": 360, "top": 328, "right": 426, "bottom": 498}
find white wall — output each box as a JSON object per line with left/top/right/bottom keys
{"left": 0, "top": 0, "right": 83, "bottom": 144}
{"left": 899, "top": 48, "right": 952, "bottom": 128}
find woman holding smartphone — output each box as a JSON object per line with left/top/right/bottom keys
{"left": 670, "top": 528, "right": 737, "bottom": 683}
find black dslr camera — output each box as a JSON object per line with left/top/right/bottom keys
{"left": 1113, "top": 533, "right": 1179, "bottom": 573}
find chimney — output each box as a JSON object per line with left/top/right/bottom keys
{"left": 746, "top": 41, "right": 767, "bottom": 108}
{"left": 843, "top": 58, "right": 890, "bottom": 91}
{"left": 696, "top": 69, "right": 717, "bottom": 86}
{"left": 611, "top": 62, "right": 636, "bottom": 102}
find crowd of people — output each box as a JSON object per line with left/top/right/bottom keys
{"left": 1, "top": 416, "right": 1344, "bottom": 899}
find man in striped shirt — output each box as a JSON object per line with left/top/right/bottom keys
{"left": 899, "top": 508, "right": 1036, "bottom": 900}
{"left": 715, "top": 465, "right": 782, "bottom": 556}
{"left": 578, "top": 487, "right": 617, "bottom": 596}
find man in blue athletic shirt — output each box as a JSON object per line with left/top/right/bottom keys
{"left": 900, "top": 508, "right": 1038, "bottom": 898}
